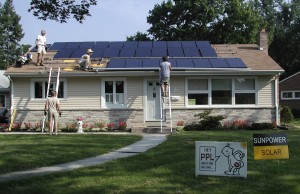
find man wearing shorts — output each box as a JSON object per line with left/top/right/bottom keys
{"left": 35, "top": 30, "right": 47, "bottom": 66}
{"left": 160, "top": 56, "right": 172, "bottom": 97}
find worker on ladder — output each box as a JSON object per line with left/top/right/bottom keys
{"left": 159, "top": 56, "right": 172, "bottom": 97}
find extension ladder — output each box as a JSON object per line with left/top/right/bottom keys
{"left": 8, "top": 108, "right": 16, "bottom": 131}
{"left": 41, "top": 67, "right": 61, "bottom": 133}
{"left": 160, "top": 83, "right": 172, "bottom": 133}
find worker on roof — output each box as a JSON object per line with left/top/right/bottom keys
{"left": 79, "top": 49, "right": 93, "bottom": 71}
{"left": 35, "top": 30, "right": 47, "bottom": 66}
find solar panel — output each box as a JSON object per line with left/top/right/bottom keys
{"left": 199, "top": 47, "right": 218, "bottom": 57}
{"left": 109, "top": 41, "right": 124, "bottom": 48}
{"left": 181, "top": 41, "right": 196, "bottom": 47}
{"left": 53, "top": 48, "right": 75, "bottom": 58}
{"left": 153, "top": 41, "right": 167, "bottom": 48}
{"left": 138, "top": 41, "right": 153, "bottom": 48}
{"left": 193, "top": 59, "right": 212, "bottom": 68}
{"left": 119, "top": 48, "right": 136, "bottom": 57}
{"left": 107, "top": 59, "right": 126, "bottom": 68}
{"left": 94, "top": 41, "right": 110, "bottom": 48}
{"left": 48, "top": 42, "right": 66, "bottom": 51}
{"left": 91, "top": 48, "right": 105, "bottom": 58}
{"left": 196, "top": 41, "right": 211, "bottom": 48}
{"left": 168, "top": 47, "right": 184, "bottom": 57}
{"left": 123, "top": 41, "right": 138, "bottom": 48}
{"left": 143, "top": 59, "right": 160, "bottom": 68}
{"left": 167, "top": 41, "right": 182, "bottom": 47}
{"left": 125, "top": 59, "right": 143, "bottom": 68}
{"left": 64, "top": 42, "right": 80, "bottom": 48}
{"left": 70, "top": 48, "right": 87, "bottom": 58}
{"left": 176, "top": 59, "right": 195, "bottom": 68}
{"left": 183, "top": 47, "right": 201, "bottom": 57}
{"left": 102, "top": 48, "right": 120, "bottom": 58}
{"left": 209, "top": 58, "right": 229, "bottom": 68}
{"left": 79, "top": 42, "right": 95, "bottom": 48}
{"left": 226, "top": 58, "right": 247, "bottom": 68}
{"left": 151, "top": 47, "right": 168, "bottom": 57}
{"left": 135, "top": 47, "right": 152, "bottom": 57}
{"left": 167, "top": 59, "right": 177, "bottom": 67}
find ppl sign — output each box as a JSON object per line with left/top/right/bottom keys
{"left": 195, "top": 141, "right": 247, "bottom": 178}
{"left": 253, "top": 133, "right": 289, "bottom": 160}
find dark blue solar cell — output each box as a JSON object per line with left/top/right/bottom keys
{"left": 196, "top": 41, "right": 211, "bottom": 48}
{"left": 193, "top": 59, "right": 212, "bottom": 68}
{"left": 91, "top": 48, "right": 105, "bottom": 58}
{"left": 102, "top": 48, "right": 120, "bottom": 58}
{"left": 135, "top": 47, "right": 152, "bottom": 57}
{"left": 225, "top": 58, "right": 247, "bottom": 68}
{"left": 79, "top": 42, "right": 95, "bottom": 48}
{"left": 176, "top": 59, "right": 195, "bottom": 68}
{"left": 48, "top": 42, "right": 66, "bottom": 51}
{"left": 209, "top": 58, "right": 229, "bottom": 68}
{"left": 109, "top": 41, "right": 124, "bottom": 48}
{"left": 199, "top": 47, "right": 218, "bottom": 57}
{"left": 151, "top": 47, "right": 168, "bottom": 57}
{"left": 168, "top": 47, "right": 184, "bottom": 57}
{"left": 181, "top": 41, "right": 196, "bottom": 47}
{"left": 143, "top": 59, "right": 160, "bottom": 68}
{"left": 167, "top": 41, "right": 182, "bottom": 47}
{"left": 70, "top": 48, "right": 87, "bottom": 58}
{"left": 94, "top": 41, "right": 110, "bottom": 48}
{"left": 167, "top": 59, "right": 177, "bottom": 67}
{"left": 138, "top": 41, "right": 153, "bottom": 48}
{"left": 64, "top": 42, "right": 80, "bottom": 48}
{"left": 183, "top": 47, "right": 201, "bottom": 57}
{"left": 125, "top": 59, "right": 143, "bottom": 68}
{"left": 123, "top": 41, "right": 138, "bottom": 48}
{"left": 53, "top": 48, "right": 75, "bottom": 58}
{"left": 107, "top": 59, "right": 126, "bottom": 68}
{"left": 153, "top": 41, "right": 167, "bottom": 48}
{"left": 119, "top": 48, "right": 136, "bottom": 57}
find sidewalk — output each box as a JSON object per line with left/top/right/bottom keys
{"left": 0, "top": 133, "right": 167, "bottom": 182}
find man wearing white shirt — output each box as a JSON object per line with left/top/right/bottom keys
{"left": 35, "top": 30, "right": 47, "bottom": 66}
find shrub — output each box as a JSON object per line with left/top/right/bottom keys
{"left": 106, "top": 123, "right": 115, "bottom": 131}
{"left": 195, "top": 110, "right": 224, "bottom": 130}
{"left": 12, "top": 122, "right": 22, "bottom": 131}
{"left": 281, "top": 106, "right": 294, "bottom": 125}
{"left": 176, "top": 121, "right": 184, "bottom": 126}
{"left": 183, "top": 122, "right": 200, "bottom": 131}
{"left": 250, "top": 123, "right": 274, "bottom": 130}
{"left": 95, "top": 120, "right": 106, "bottom": 129}
{"left": 223, "top": 119, "right": 251, "bottom": 130}
{"left": 118, "top": 121, "right": 127, "bottom": 130}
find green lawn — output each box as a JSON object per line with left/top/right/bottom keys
{"left": 0, "top": 129, "right": 299, "bottom": 194}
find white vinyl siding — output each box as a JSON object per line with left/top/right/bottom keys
{"left": 127, "top": 77, "right": 143, "bottom": 109}
{"left": 257, "top": 75, "right": 275, "bottom": 107}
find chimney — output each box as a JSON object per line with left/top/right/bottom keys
{"left": 258, "top": 28, "right": 268, "bottom": 54}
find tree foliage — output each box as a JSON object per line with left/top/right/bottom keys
{"left": 28, "top": 0, "right": 97, "bottom": 23}
{"left": 126, "top": 32, "right": 152, "bottom": 41}
{"left": 0, "top": 0, "right": 24, "bottom": 70}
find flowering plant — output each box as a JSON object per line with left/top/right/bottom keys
{"left": 106, "top": 123, "right": 115, "bottom": 130}
{"left": 118, "top": 121, "right": 127, "bottom": 130}
{"left": 176, "top": 121, "right": 184, "bottom": 126}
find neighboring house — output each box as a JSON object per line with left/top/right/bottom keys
{"left": 4, "top": 31, "right": 284, "bottom": 130}
{"left": 0, "top": 70, "right": 10, "bottom": 116}
{"left": 279, "top": 71, "right": 300, "bottom": 111}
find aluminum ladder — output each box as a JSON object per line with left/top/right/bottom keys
{"left": 160, "top": 83, "right": 172, "bottom": 133}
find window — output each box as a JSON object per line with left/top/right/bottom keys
{"left": 234, "top": 78, "right": 256, "bottom": 105}
{"left": 212, "top": 79, "right": 232, "bottom": 105}
{"left": 281, "top": 91, "right": 300, "bottom": 100}
{"left": 187, "top": 79, "right": 208, "bottom": 105}
{"left": 102, "top": 78, "right": 127, "bottom": 108}
{"left": 31, "top": 79, "right": 65, "bottom": 99}
{"left": 0, "top": 95, "right": 5, "bottom": 107}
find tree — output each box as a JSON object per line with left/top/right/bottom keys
{"left": 0, "top": 0, "right": 24, "bottom": 70}
{"left": 126, "top": 32, "right": 152, "bottom": 41}
{"left": 28, "top": 0, "right": 97, "bottom": 23}
{"left": 280, "top": 106, "right": 294, "bottom": 125}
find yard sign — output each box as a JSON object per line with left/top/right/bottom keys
{"left": 195, "top": 141, "right": 247, "bottom": 178}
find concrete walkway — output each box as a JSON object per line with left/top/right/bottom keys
{"left": 0, "top": 133, "right": 167, "bottom": 182}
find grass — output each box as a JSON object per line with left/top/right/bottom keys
{"left": 0, "top": 129, "right": 299, "bottom": 194}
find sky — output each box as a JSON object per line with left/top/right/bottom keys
{"left": 1, "top": 0, "right": 164, "bottom": 45}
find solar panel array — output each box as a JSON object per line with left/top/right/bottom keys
{"left": 50, "top": 41, "right": 217, "bottom": 59}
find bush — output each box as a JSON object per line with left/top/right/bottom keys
{"left": 281, "top": 106, "right": 294, "bottom": 125}
{"left": 250, "top": 122, "right": 274, "bottom": 130}
{"left": 195, "top": 110, "right": 224, "bottom": 130}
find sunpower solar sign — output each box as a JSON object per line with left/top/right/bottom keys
{"left": 253, "top": 133, "right": 289, "bottom": 160}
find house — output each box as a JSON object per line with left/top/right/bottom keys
{"left": 279, "top": 72, "right": 300, "bottom": 116}
{"left": 4, "top": 31, "right": 284, "bottom": 130}
{"left": 0, "top": 70, "right": 10, "bottom": 121}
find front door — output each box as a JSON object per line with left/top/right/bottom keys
{"left": 146, "top": 81, "right": 161, "bottom": 120}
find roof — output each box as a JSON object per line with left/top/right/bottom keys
{"left": 279, "top": 71, "right": 300, "bottom": 90}
{"left": 0, "top": 70, "right": 10, "bottom": 91}
{"left": 4, "top": 41, "right": 284, "bottom": 77}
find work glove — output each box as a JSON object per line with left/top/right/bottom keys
{"left": 45, "top": 46, "right": 48, "bottom": 51}
{"left": 59, "top": 111, "right": 62, "bottom": 117}
{"left": 44, "top": 110, "right": 47, "bottom": 116}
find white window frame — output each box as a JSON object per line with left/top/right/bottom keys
{"left": 30, "top": 78, "right": 67, "bottom": 100}
{"left": 185, "top": 77, "right": 257, "bottom": 107}
{"left": 281, "top": 90, "right": 300, "bottom": 100}
{"left": 101, "top": 77, "right": 127, "bottom": 108}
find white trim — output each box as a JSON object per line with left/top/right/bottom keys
{"left": 281, "top": 90, "right": 300, "bottom": 100}
{"left": 30, "top": 78, "right": 67, "bottom": 100}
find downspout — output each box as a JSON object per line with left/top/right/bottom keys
{"left": 275, "top": 74, "right": 280, "bottom": 126}
{"left": 7, "top": 75, "right": 14, "bottom": 120}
